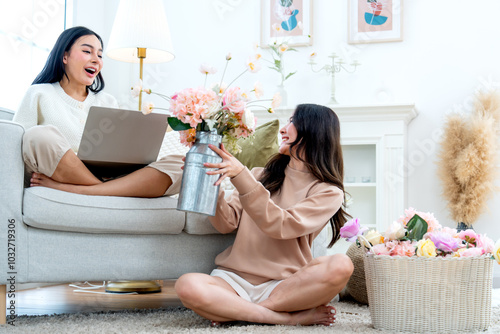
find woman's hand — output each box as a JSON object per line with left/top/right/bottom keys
{"left": 205, "top": 143, "right": 244, "bottom": 186}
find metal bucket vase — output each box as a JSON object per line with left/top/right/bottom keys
{"left": 177, "top": 130, "right": 222, "bottom": 216}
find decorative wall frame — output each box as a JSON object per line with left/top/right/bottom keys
{"left": 348, "top": 0, "right": 403, "bottom": 44}
{"left": 260, "top": 0, "right": 313, "bottom": 47}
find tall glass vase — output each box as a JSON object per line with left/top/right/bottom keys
{"left": 177, "top": 130, "right": 222, "bottom": 216}
{"left": 276, "top": 83, "right": 288, "bottom": 108}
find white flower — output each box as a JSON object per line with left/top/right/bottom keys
{"left": 253, "top": 81, "right": 264, "bottom": 98}
{"left": 131, "top": 80, "right": 143, "bottom": 98}
{"left": 297, "top": 21, "right": 304, "bottom": 30}
{"left": 211, "top": 82, "right": 227, "bottom": 94}
{"left": 226, "top": 53, "right": 232, "bottom": 61}
{"left": 199, "top": 63, "right": 217, "bottom": 75}
{"left": 365, "top": 230, "right": 384, "bottom": 246}
{"left": 241, "top": 90, "right": 250, "bottom": 100}
{"left": 272, "top": 23, "right": 282, "bottom": 33}
{"left": 384, "top": 221, "right": 406, "bottom": 241}
{"left": 241, "top": 108, "right": 255, "bottom": 130}
{"left": 246, "top": 56, "right": 262, "bottom": 73}
{"left": 142, "top": 102, "right": 154, "bottom": 115}
{"left": 493, "top": 239, "right": 500, "bottom": 264}
{"left": 278, "top": 43, "right": 289, "bottom": 54}
{"left": 204, "top": 101, "right": 220, "bottom": 119}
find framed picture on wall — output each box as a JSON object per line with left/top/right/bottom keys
{"left": 348, "top": 0, "right": 403, "bottom": 44}
{"left": 260, "top": 0, "right": 313, "bottom": 47}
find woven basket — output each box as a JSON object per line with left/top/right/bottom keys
{"left": 345, "top": 243, "right": 369, "bottom": 304}
{"left": 364, "top": 253, "right": 494, "bottom": 333}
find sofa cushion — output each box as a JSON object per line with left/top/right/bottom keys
{"left": 183, "top": 189, "right": 237, "bottom": 234}
{"left": 184, "top": 212, "right": 220, "bottom": 234}
{"left": 226, "top": 119, "right": 280, "bottom": 170}
{"left": 23, "top": 187, "right": 187, "bottom": 234}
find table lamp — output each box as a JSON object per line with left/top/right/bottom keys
{"left": 104, "top": 0, "right": 174, "bottom": 293}
{"left": 106, "top": 0, "right": 175, "bottom": 111}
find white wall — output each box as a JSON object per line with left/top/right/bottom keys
{"left": 73, "top": 0, "right": 500, "bottom": 240}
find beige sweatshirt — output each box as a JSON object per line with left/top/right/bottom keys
{"left": 14, "top": 82, "right": 119, "bottom": 153}
{"left": 209, "top": 165, "right": 344, "bottom": 285}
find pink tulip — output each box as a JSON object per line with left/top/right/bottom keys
{"left": 340, "top": 218, "right": 368, "bottom": 242}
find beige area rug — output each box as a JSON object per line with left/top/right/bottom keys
{"left": 2, "top": 302, "right": 500, "bottom": 334}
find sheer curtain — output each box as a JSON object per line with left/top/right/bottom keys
{"left": 0, "top": 0, "right": 72, "bottom": 111}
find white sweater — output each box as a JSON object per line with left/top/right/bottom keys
{"left": 14, "top": 82, "right": 119, "bottom": 153}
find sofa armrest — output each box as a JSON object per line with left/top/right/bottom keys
{"left": 0, "top": 120, "right": 26, "bottom": 281}
{"left": 0, "top": 107, "right": 14, "bottom": 121}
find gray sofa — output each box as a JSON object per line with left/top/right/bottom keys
{"left": 0, "top": 107, "right": 328, "bottom": 323}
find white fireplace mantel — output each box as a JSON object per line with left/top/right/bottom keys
{"left": 257, "top": 103, "right": 417, "bottom": 126}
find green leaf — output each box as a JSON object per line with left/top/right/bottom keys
{"left": 406, "top": 214, "right": 428, "bottom": 241}
{"left": 167, "top": 117, "right": 192, "bottom": 131}
{"left": 285, "top": 71, "right": 297, "bottom": 80}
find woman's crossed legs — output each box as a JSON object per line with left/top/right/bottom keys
{"left": 24, "top": 125, "right": 182, "bottom": 197}
{"left": 175, "top": 254, "right": 353, "bottom": 326}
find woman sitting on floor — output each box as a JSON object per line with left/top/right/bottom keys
{"left": 175, "top": 103, "right": 353, "bottom": 326}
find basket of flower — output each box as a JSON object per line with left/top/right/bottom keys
{"left": 340, "top": 208, "right": 500, "bottom": 333}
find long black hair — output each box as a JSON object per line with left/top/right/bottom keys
{"left": 259, "top": 104, "right": 350, "bottom": 247}
{"left": 32, "top": 26, "right": 105, "bottom": 93}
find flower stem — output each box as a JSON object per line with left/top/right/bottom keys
{"left": 216, "top": 68, "right": 249, "bottom": 109}
{"left": 246, "top": 104, "right": 273, "bottom": 110}
{"left": 148, "top": 91, "right": 172, "bottom": 101}
{"left": 246, "top": 98, "right": 273, "bottom": 105}
{"left": 224, "top": 69, "right": 248, "bottom": 92}
{"left": 218, "top": 59, "right": 230, "bottom": 91}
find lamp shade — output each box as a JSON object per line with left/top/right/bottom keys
{"left": 106, "top": 0, "right": 175, "bottom": 63}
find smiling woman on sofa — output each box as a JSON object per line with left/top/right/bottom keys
{"left": 13, "top": 26, "right": 184, "bottom": 198}
{"left": 175, "top": 103, "right": 353, "bottom": 327}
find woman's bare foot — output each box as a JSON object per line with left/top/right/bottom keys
{"left": 209, "top": 305, "right": 336, "bottom": 327}
{"left": 288, "top": 305, "right": 336, "bottom": 326}
{"left": 30, "top": 173, "right": 81, "bottom": 193}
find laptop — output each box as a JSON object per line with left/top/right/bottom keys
{"left": 77, "top": 106, "right": 169, "bottom": 177}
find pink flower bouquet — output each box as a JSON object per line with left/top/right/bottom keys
{"left": 340, "top": 207, "right": 500, "bottom": 261}
{"left": 133, "top": 54, "right": 281, "bottom": 153}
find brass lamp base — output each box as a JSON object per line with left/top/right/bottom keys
{"left": 105, "top": 280, "right": 162, "bottom": 294}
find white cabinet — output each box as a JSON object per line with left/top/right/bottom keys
{"left": 343, "top": 144, "right": 377, "bottom": 229}
{"left": 255, "top": 103, "right": 417, "bottom": 254}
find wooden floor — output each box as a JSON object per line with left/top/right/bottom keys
{"left": 14, "top": 280, "right": 183, "bottom": 316}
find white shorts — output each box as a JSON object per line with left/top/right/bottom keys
{"left": 210, "top": 269, "right": 282, "bottom": 304}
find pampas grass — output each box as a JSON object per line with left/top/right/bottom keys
{"left": 437, "top": 90, "right": 500, "bottom": 226}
